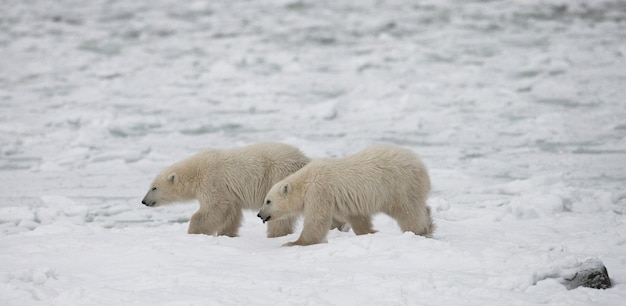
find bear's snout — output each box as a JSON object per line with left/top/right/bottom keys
{"left": 257, "top": 212, "right": 271, "bottom": 224}
{"left": 141, "top": 199, "right": 156, "bottom": 207}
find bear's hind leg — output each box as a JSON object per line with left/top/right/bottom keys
{"left": 390, "top": 205, "right": 434, "bottom": 237}
{"left": 345, "top": 215, "right": 377, "bottom": 235}
{"left": 267, "top": 216, "right": 296, "bottom": 238}
{"left": 331, "top": 217, "right": 351, "bottom": 232}
{"left": 188, "top": 211, "right": 217, "bottom": 235}
{"left": 217, "top": 205, "right": 243, "bottom": 237}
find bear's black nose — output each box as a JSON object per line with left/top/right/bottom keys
{"left": 257, "top": 213, "right": 271, "bottom": 224}
{"left": 142, "top": 200, "right": 147, "bottom": 205}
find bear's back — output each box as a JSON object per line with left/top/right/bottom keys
{"left": 304, "top": 144, "right": 423, "bottom": 177}
{"left": 207, "top": 143, "right": 310, "bottom": 208}
{"left": 298, "top": 144, "right": 429, "bottom": 201}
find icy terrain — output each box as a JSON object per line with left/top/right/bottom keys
{"left": 1, "top": 0, "right": 626, "bottom": 304}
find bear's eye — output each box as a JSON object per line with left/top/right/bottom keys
{"left": 265, "top": 200, "right": 271, "bottom": 205}
{"left": 152, "top": 187, "right": 157, "bottom": 191}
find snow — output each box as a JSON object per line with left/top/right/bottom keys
{"left": 1, "top": 0, "right": 625, "bottom": 304}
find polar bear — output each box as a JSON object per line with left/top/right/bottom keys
{"left": 257, "top": 144, "right": 435, "bottom": 246}
{"left": 141, "top": 142, "right": 309, "bottom": 238}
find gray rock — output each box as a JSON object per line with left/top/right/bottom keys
{"left": 561, "top": 258, "right": 612, "bottom": 290}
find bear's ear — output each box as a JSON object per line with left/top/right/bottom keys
{"left": 281, "top": 183, "right": 291, "bottom": 195}
{"left": 167, "top": 173, "right": 178, "bottom": 184}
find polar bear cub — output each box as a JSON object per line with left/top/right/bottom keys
{"left": 257, "top": 144, "right": 435, "bottom": 246}
{"left": 142, "top": 142, "right": 309, "bottom": 238}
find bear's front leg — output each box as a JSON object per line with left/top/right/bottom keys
{"left": 283, "top": 214, "right": 331, "bottom": 247}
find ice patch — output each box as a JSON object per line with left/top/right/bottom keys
{"left": 37, "top": 195, "right": 88, "bottom": 224}
{"left": 307, "top": 100, "right": 339, "bottom": 120}
{"left": 508, "top": 193, "right": 570, "bottom": 219}
{"left": 209, "top": 60, "right": 237, "bottom": 78}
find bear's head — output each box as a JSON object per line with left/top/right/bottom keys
{"left": 257, "top": 180, "right": 303, "bottom": 223}
{"left": 141, "top": 168, "right": 186, "bottom": 207}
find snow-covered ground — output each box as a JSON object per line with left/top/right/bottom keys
{"left": 1, "top": 0, "right": 625, "bottom": 304}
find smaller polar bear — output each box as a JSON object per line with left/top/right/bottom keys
{"left": 257, "top": 144, "right": 435, "bottom": 246}
{"left": 141, "top": 142, "right": 309, "bottom": 238}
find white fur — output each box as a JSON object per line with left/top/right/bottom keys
{"left": 142, "top": 142, "right": 308, "bottom": 237}
{"left": 258, "top": 144, "right": 435, "bottom": 246}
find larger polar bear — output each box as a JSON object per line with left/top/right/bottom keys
{"left": 141, "top": 142, "right": 309, "bottom": 237}
{"left": 257, "top": 144, "right": 435, "bottom": 246}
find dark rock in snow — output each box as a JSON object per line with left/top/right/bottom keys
{"left": 562, "top": 258, "right": 611, "bottom": 290}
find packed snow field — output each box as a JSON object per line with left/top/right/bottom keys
{"left": 1, "top": 0, "right": 625, "bottom": 304}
